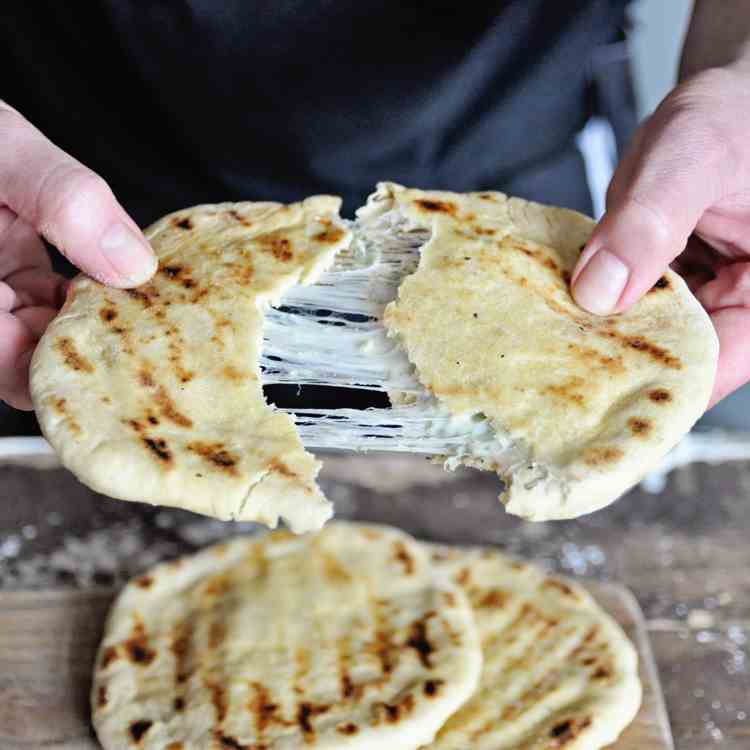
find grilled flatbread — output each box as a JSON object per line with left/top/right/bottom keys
{"left": 91, "top": 523, "right": 482, "bottom": 750}
{"left": 425, "top": 545, "right": 641, "bottom": 750}
{"left": 364, "top": 182, "right": 718, "bottom": 520}
{"left": 31, "top": 199, "right": 350, "bottom": 533}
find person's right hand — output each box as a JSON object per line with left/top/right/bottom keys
{"left": 0, "top": 104, "right": 157, "bottom": 410}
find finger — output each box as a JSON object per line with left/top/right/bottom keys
{"left": 0, "top": 105, "right": 156, "bottom": 287}
{"left": 6, "top": 268, "right": 69, "bottom": 308}
{"left": 572, "top": 96, "right": 730, "bottom": 315}
{"left": 0, "top": 207, "right": 52, "bottom": 278}
{"left": 0, "top": 311, "right": 36, "bottom": 410}
{"left": 692, "top": 262, "right": 750, "bottom": 407}
{"left": 706, "top": 307, "right": 750, "bottom": 407}
{"left": 15, "top": 305, "right": 58, "bottom": 338}
{"left": 0, "top": 280, "right": 22, "bottom": 311}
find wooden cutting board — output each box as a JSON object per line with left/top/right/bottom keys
{"left": 0, "top": 581, "right": 673, "bottom": 749}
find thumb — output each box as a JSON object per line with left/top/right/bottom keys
{"left": 0, "top": 104, "right": 156, "bottom": 288}
{"left": 571, "top": 96, "right": 728, "bottom": 315}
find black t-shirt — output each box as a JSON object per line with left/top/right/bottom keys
{"left": 5, "top": 1, "right": 634, "bottom": 221}
{"left": 1, "top": 0, "right": 634, "bottom": 433}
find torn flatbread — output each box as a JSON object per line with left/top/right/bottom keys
{"left": 31, "top": 198, "right": 350, "bottom": 533}
{"left": 363, "top": 182, "right": 718, "bottom": 520}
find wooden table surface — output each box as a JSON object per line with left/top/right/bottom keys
{"left": 0, "top": 452, "right": 749, "bottom": 749}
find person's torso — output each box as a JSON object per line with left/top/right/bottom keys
{"left": 4, "top": 1, "right": 631, "bottom": 222}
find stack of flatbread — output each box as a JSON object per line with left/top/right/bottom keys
{"left": 91, "top": 522, "right": 642, "bottom": 750}
{"left": 31, "top": 185, "right": 718, "bottom": 529}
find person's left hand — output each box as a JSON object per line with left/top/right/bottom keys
{"left": 571, "top": 66, "right": 750, "bottom": 408}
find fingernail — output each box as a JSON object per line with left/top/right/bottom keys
{"left": 572, "top": 250, "right": 629, "bottom": 315}
{"left": 100, "top": 223, "right": 157, "bottom": 285}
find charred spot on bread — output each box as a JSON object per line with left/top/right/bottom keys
{"left": 414, "top": 198, "right": 458, "bottom": 215}
{"left": 56, "top": 337, "right": 94, "bottom": 373}
{"left": 129, "top": 720, "right": 153, "bottom": 744}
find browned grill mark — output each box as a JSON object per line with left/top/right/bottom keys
{"left": 56, "top": 337, "right": 94, "bottom": 373}
{"left": 337, "top": 634, "right": 357, "bottom": 701}
{"left": 372, "top": 599, "right": 397, "bottom": 676}
{"left": 414, "top": 198, "right": 458, "bottom": 215}
{"left": 478, "top": 192, "right": 497, "bottom": 201}
{"left": 424, "top": 679, "right": 444, "bottom": 697}
{"left": 204, "top": 575, "right": 232, "bottom": 597}
{"left": 229, "top": 209, "right": 253, "bottom": 226}
{"left": 134, "top": 575, "right": 153, "bottom": 589}
{"left": 143, "top": 437, "right": 172, "bottom": 464}
{"left": 543, "top": 579, "right": 577, "bottom": 598}
{"left": 443, "top": 591, "right": 457, "bottom": 608}
{"left": 337, "top": 723, "right": 359, "bottom": 735}
{"left": 100, "top": 646, "right": 119, "bottom": 669}
{"left": 154, "top": 386, "right": 193, "bottom": 427}
{"left": 314, "top": 226, "right": 345, "bottom": 244}
{"left": 139, "top": 368, "right": 155, "bottom": 388}
{"left": 376, "top": 694, "right": 415, "bottom": 724}
{"left": 269, "top": 457, "right": 298, "bottom": 480}
{"left": 49, "top": 397, "right": 81, "bottom": 434}
{"left": 96, "top": 685, "right": 108, "bottom": 708}
{"left": 189, "top": 441, "right": 240, "bottom": 474}
{"left": 650, "top": 275, "right": 670, "bottom": 292}
{"left": 126, "top": 287, "right": 157, "bottom": 308}
{"left": 174, "top": 217, "right": 193, "bottom": 230}
{"left": 584, "top": 626, "right": 599, "bottom": 643}
{"left": 628, "top": 416, "right": 652, "bottom": 437}
{"left": 100, "top": 307, "right": 117, "bottom": 322}
{"left": 249, "top": 681, "right": 289, "bottom": 735}
{"left": 172, "top": 620, "right": 194, "bottom": 684}
{"left": 293, "top": 647, "right": 311, "bottom": 697}
{"left": 477, "top": 589, "right": 508, "bottom": 609}
{"left": 593, "top": 666, "right": 611, "bottom": 679}
{"left": 393, "top": 541, "right": 415, "bottom": 575}
{"left": 543, "top": 379, "right": 586, "bottom": 407}
{"left": 129, "top": 720, "right": 153, "bottom": 744}
{"left": 406, "top": 614, "right": 436, "bottom": 669}
{"left": 297, "top": 702, "right": 329, "bottom": 738}
{"left": 124, "top": 624, "right": 156, "bottom": 666}
{"left": 323, "top": 554, "right": 352, "bottom": 583}
{"left": 473, "top": 226, "right": 496, "bottom": 236}
{"left": 259, "top": 234, "right": 294, "bottom": 262}
{"left": 341, "top": 674, "right": 355, "bottom": 699}
{"left": 510, "top": 242, "right": 561, "bottom": 275}
{"left": 205, "top": 678, "right": 228, "bottom": 722}
{"left": 209, "top": 620, "right": 227, "bottom": 649}
{"left": 649, "top": 388, "right": 672, "bottom": 403}
{"left": 583, "top": 446, "right": 624, "bottom": 467}
{"left": 173, "top": 697, "right": 185, "bottom": 711}
{"left": 166, "top": 744, "right": 184, "bottom": 750}
{"left": 624, "top": 336, "right": 682, "bottom": 369}
{"left": 550, "top": 720, "right": 572, "bottom": 739}
{"left": 550, "top": 716, "right": 592, "bottom": 745}
{"left": 455, "top": 567, "right": 471, "bottom": 587}
{"left": 223, "top": 364, "right": 247, "bottom": 382}
{"left": 216, "top": 734, "right": 246, "bottom": 750}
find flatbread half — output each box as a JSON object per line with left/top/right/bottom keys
{"left": 364, "top": 182, "right": 719, "bottom": 520}
{"left": 31, "top": 198, "right": 350, "bottom": 533}
{"left": 91, "top": 523, "right": 482, "bottom": 750}
{"left": 425, "top": 545, "right": 642, "bottom": 750}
